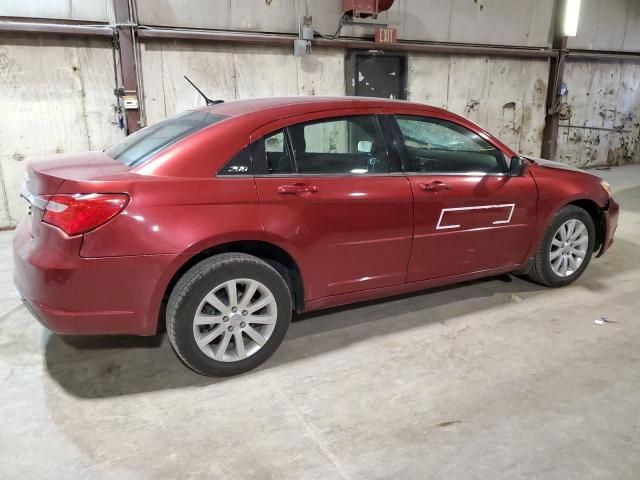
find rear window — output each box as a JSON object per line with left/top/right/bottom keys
{"left": 106, "top": 111, "right": 227, "bottom": 166}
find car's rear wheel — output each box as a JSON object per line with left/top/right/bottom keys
{"left": 167, "top": 253, "right": 291, "bottom": 376}
{"left": 526, "top": 205, "right": 595, "bottom": 287}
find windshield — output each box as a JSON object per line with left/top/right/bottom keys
{"left": 106, "top": 111, "right": 227, "bottom": 166}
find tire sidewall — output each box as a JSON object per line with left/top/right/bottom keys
{"left": 539, "top": 206, "right": 596, "bottom": 287}
{"left": 168, "top": 257, "right": 292, "bottom": 376}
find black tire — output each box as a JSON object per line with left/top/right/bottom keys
{"left": 166, "top": 253, "right": 292, "bottom": 376}
{"left": 526, "top": 205, "right": 595, "bottom": 287}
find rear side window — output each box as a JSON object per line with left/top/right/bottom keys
{"left": 106, "top": 111, "right": 227, "bottom": 167}
{"left": 218, "top": 146, "right": 252, "bottom": 175}
{"left": 395, "top": 115, "right": 506, "bottom": 174}
{"left": 265, "top": 130, "right": 293, "bottom": 174}
{"left": 287, "top": 115, "right": 390, "bottom": 174}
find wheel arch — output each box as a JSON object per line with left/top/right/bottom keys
{"left": 521, "top": 195, "right": 606, "bottom": 273}
{"left": 156, "top": 240, "right": 304, "bottom": 332}
{"left": 566, "top": 198, "right": 605, "bottom": 252}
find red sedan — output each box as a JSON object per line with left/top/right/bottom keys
{"left": 14, "top": 97, "right": 619, "bottom": 376}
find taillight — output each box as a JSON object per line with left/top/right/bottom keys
{"left": 42, "top": 193, "right": 129, "bottom": 236}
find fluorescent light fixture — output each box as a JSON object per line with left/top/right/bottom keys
{"left": 562, "top": 0, "right": 581, "bottom": 37}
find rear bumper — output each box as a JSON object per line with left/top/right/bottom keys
{"left": 597, "top": 197, "right": 619, "bottom": 257}
{"left": 13, "top": 221, "right": 183, "bottom": 335}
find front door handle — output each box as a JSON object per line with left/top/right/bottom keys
{"left": 419, "top": 181, "right": 452, "bottom": 192}
{"left": 276, "top": 183, "right": 320, "bottom": 195}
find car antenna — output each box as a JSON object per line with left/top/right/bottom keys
{"left": 183, "top": 75, "right": 223, "bottom": 106}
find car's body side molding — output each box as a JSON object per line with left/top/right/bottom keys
{"left": 304, "top": 263, "right": 520, "bottom": 312}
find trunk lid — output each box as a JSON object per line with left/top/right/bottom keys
{"left": 25, "top": 151, "right": 130, "bottom": 194}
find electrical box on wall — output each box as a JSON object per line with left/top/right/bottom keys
{"left": 300, "top": 15, "right": 314, "bottom": 40}
{"left": 293, "top": 39, "right": 312, "bottom": 57}
{"left": 123, "top": 94, "right": 139, "bottom": 110}
{"left": 342, "top": 0, "right": 395, "bottom": 17}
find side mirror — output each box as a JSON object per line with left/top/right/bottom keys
{"left": 357, "top": 140, "right": 373, "bottom": 154}
{"left": 510, "top": 156, "right": 527, "bottom": 176}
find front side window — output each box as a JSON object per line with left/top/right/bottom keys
{"left": 395, "top": 115, "right": 506, "bottom": 174}
{"left": 106, "top": 110, "right": 227, "bottom": 167}
{"left": 286, "top": 115, "right": 390, "bottom": 174}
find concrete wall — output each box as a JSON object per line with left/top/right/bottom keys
{"left": 141, "top": 42, "right": 548, "bottom": 157}
{"left": 0, "top": 36, "right": 123, "bottom": 228}
{"left": 1, "top": 0, "right": 640, "bottom": 227}
{"left": 407, "top": 55, "right": 548, "bottom": 157}
{"left": 556, "top": 60, "right": 640, "bottom": 167}
{"left": 140, "top": 43, "right": 345, "bottom": 124}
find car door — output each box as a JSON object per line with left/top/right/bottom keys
{"left": 389, "top": 113, "right": 538, "bottom": 282}
{"left": 252, "top": 110, "right": 413, "bottom": 301}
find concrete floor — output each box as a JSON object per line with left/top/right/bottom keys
{"left": 1, "top": 165, "right": 640, "bottom": 480}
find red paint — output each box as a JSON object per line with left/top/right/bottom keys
{"left": 405, "top": 174, "right": 537, "bottom": 281}
{"left": 13, "top": 97, "right": 619, "bottom": 336}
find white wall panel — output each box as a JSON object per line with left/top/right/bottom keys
{"left": 3, "top": 0, "right": 639, "bottom": 51}
{"left": 448, "top": 0, "right": 553, "bottom": 47}
{"left": 140, "top": 41, "right": 344, "bottom": 124}
{"left": 556, "top": 61, "right": 640, "bottom": 167}
{"left": 0, "top": 36, "right": 122, "bottom": 227}
{"left": 135, "top": 0, "right": 554, "bottom": 47}
{"left": 568, "top": 0, "right": 639, "bottom": 52}
{"left": 408, "top": 54, "right": 548, "bottom": 156}
{"left": 0, "top": 0, "right": 114, "bottom": 22}
{"left": 135, "top": 0, "right": 232, "bottom": 31}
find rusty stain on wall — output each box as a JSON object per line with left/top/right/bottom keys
{"left": 557, "top": 60, "right": 640, "bottom": 167}
{"left": 408, "top": 55, "right": 549, "bottom": 157}
{"left": 465, "top": 99, "right": 480, "bottom": 113}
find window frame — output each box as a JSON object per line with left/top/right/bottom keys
{"left": 252, "top": 114, "right": 403, "bottom": 177}
{"left": 389, "top": 114, "right": 509, "bottom": 176}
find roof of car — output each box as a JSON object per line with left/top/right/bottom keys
{"left": 202, "top": 96, "right": 447, "bottom": 118}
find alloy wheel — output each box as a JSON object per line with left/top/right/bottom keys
{"left": 192, "top": 278, "right": 278, "bottom": 362}
{"left": 549, "top": 219, "right": 589, "bottom": 277}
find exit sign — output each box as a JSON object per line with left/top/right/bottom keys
{"left": 375, "top": 27, "right": 397, "bottom": 44}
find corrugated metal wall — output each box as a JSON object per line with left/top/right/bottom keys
{"left": 0, "top": 0, "right": 639, "bottom": 228}
{"left": 133, "top": 0, "right": 555, "bottom": 47}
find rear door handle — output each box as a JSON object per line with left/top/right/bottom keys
{"left": 419, "top": 181, "right": 451, "bottom": 192}
{"left": 276, "top": 183, "right": 320, "bottom": 195}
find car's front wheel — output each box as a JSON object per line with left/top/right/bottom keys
{"left": 526, "top": 205, "right": 595, "bottom": 287}
{"left": 167, "top": 253, "right": 292, "bottom": 376}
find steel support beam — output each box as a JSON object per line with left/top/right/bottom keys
{"left": 113, "top": 0, "right": 141, "bottom": 133}
{"left": 541, "top": 0, "right": 567, "bottom": 160}
{"left": 0, "top": 19, "right": 112, "bottom": 37}
{"left": 3, "top": 19, "right": 638, "bottom": 63}
{"left": 136, "top": 27, "right": 556, "bottom": 59}
{"left": 567, "top": 50, "right": 640, "bottom": 62}
{"left": 0, "top": 19, "right": 555, "bottom": 58}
